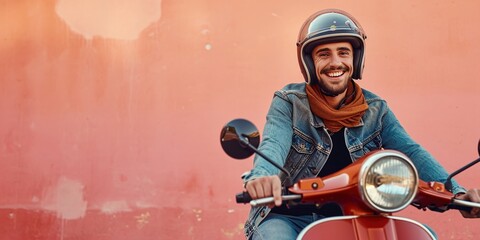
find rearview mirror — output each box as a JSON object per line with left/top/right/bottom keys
{"left": 220, "top": 119, "right": 260, "bottom": 159}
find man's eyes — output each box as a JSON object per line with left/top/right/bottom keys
{"left": 316, "top": 51, "right": 350, "bottom": 58}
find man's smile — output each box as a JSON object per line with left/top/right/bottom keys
{"left": 325, "top": 70, "right": 345, "bottom": 78}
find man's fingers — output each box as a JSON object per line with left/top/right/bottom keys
{"left": 245, "top": 176, "right": 283, "bottom": 206}
{"left": 467, "top": 189, "right": 480, "bottom": 216}
{"left": 245, "top": 181, "right": 257, "bottom": 199}
{"left": 259, "top": 177, "right": 273, "bottom": 198}
{"left": 457, "top": 189, "right": 480, "bottom": 218}
{"left": 271, "top": 176, "right": 283, "bottom": 206}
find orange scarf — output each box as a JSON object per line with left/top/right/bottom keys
{"left": 306, "top": 81, "right": 368, "bottom": 133}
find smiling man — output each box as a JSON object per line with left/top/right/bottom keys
{"left": 240, "top": 9, "right": 480, "bottom": 240}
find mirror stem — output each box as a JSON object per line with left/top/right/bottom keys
{"left": 239, "top": 135, "right": 293, "bottom": 187}
{"left": 445, "top": 157, "right": 480, "bottom": 192}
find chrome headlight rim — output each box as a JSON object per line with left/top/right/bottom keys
{"left": 358, "top": 150, "right": 419, "bottom": 213}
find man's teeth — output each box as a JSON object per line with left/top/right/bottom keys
{"left": 327, "top": 71, "right": 343, "bottom": 77}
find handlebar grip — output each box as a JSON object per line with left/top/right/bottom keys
{"left": 236, "top": 191, "right": 252, "bottom": 204}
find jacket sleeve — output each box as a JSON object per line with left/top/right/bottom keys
{"left": 380, "top": 105, "right": 466, "bottom": 194}
{"left": 242, "top": 92, "right": 294, "bottom": 184}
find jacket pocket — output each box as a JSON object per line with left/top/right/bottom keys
{"left": 361, "top": 131, "right": 382, "bottom": 154}
{"left": 283, "top": 132, "right": 315, "bottom": 178}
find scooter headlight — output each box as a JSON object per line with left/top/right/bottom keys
{"left": 359, "top": 150, "right": 418, "bottom": 213}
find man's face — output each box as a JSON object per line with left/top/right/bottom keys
{"left": 311, "top": 42, "right": 354, "bottom": 96}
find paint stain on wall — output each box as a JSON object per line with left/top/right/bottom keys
{"left": 135, "top": 211, "right": 150, "bottom": 229}
{"left": 41, "top": 176, "right": 87, "bottom": 219}
{"left": 55, "top": 0, "right": 162, "bottom": 40}
{"left": 101, "top": 200, "right": 131, "bottom": 214}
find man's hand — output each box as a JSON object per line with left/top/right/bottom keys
{"left": 456, "top": 189, "right": 480, "bottom": 218}
{"left": 245, "top": 175, "right": 282, "bottom": 207}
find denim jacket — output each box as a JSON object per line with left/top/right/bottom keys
{"left": 241, "top": 82, "right": 464, "bottom": 239}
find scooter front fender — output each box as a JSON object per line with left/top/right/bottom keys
{"left": 297, "top": 215, "right": 436, "bottom": 240}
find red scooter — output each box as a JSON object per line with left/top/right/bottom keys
{"left": 220, "top": 119, "right": 480, "bottom": 240}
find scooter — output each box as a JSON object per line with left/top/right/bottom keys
{"left": 220, "top": 118, "right": 480, "bottom": 240}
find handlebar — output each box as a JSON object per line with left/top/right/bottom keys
{"left": 236, "top": 191, "right": 301, "bottom": 207}
{"left": 237, "top": 192, "right": 480, "bottom": 213}
{"left": 250, "top": 195, "right": 302, "bottom": 207}
{"left": 449, "top": 199, "right": 480, "bottom": 212}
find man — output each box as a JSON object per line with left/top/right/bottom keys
{"left": 241, "top": 9, "right": 480, "bottom": 239}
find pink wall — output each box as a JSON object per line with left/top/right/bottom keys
{"left": 1, "top": 0, "right": 479, "bottom": 239}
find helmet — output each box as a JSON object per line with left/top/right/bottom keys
{"left": 297, "top": 9, "right": 367, "bottom": 84}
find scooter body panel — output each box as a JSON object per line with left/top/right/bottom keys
{"left": 297, "top": 215, "right": 436, "bottom": 240}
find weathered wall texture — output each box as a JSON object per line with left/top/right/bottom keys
{"left": 0, "top": 0, "right": 479, "bottom": 239}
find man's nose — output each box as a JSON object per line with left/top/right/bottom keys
{"left": 330, "top": 54, "right": 342, "bottom": 66}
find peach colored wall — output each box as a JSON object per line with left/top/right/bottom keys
{"left": 0, "top": 0, "right": 479, "bottom": 239}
